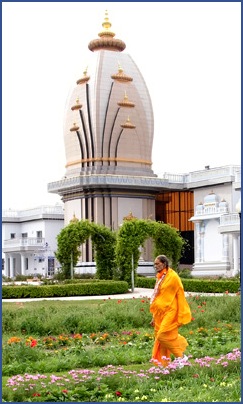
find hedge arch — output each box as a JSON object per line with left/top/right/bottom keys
{"left": 116, "top": 218, "right": 185, "bottom": 286}
{"left": 55, "top": 220, "right": 116, "bottom": 279}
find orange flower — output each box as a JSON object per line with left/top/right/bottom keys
{"left": 7, "top": 336, "right": 21, "bottom": 344}
{"left": 73, "top": 333, "right": 82, "bottom": 340}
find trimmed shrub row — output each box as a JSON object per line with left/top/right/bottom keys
{"left": 135, "top": 276, "right": 240, "bottom": 293}
{"left": 2, "top": 277, "right": 240, "bottom": 299}
{"left": 2, "top": 280, "right": 129, "bottom": 299}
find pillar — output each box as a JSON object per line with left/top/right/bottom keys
{"left": 232, "top": 234, "right": 239, "bottom": 276}
{"left": 9, "top": 256, "right": 14, "bottom": 278}
{"left": 21, "top": 254, "right": 26, "bottom": 276}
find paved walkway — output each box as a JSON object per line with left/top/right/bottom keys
{"left": 2, "top": 288, "right": 238, "bottom": 303}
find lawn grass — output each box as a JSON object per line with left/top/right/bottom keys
{"left": 2, "top": 293, "right": 241, "bottom": 402}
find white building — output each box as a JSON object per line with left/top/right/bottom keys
{"left": 2, "top": 205, "right": 64, "bottom": 278}
{"left": 2, "top": 165, "right": 240, "bottom": 279}
{"left": 188, "top": 166, "right": 241, "bottom": 277}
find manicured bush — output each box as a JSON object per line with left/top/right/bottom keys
{"left": 2, "top": 280, "right": 129, "bottom": 299}
{"left": 135, "top": 276, "right": 240, "bottom": 293}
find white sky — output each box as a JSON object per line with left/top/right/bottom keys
{"left": 2, "top": 2, "right": 241, "bottom": 210}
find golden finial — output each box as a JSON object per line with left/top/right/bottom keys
{"left": 70, "top": 123, "right": 79, "bottom": 132}
{"left": 71, "top": 97, "right": 82, "bottom": 111}
{"left": 88, "top": 11, "right": 126, "bottom": 52}
{"left": 118, "top": 91, "right": 135, "bottom": 108}
{"left": 111, "top": 63, "right": 133, "bottom": 82}
{"left": 121, "top": 116, "right": 136, "bottom": 129}
{"left": 70, "top": 213, "right": 79, "bottom": 223}
{"left": 99, "top": 10, "right": 114, "bottom": 37}
{"left": 76, "top": 66, "right": 90, "bottom": 85}
{"left": 118, "top": 62, "right": 123, "bottom": 73}
{"left": 123, "top": 211, "right": 137, "bottom": 221}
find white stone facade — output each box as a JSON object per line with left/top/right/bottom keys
{"left": 189, "top": 179, "right": 241, "bottom": 278}
{"left": 2, "top": 205, "right": 64, "bottom": 278}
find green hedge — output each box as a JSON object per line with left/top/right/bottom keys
{"left": 135, "top": 276, "right": 240, "bottom": 293}
{"left": 2, "top": 277, "right": 240, "bottom": 299}
{"left": 2, "top": 281, "right": 129, "bottom": 299}
{"left": 181, "top": 278, "right": 240, "bottom": 293}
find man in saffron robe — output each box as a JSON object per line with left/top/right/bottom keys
{"left": 150, "top": 255, "right": 191, "bottom": 367}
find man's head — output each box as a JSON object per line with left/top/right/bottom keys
{"left": 154, "top": 255, "right": 169, "bottom": 273}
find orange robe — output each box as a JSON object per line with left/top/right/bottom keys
{"left": 150, "top": 267, "right": 191, "bottom": 367}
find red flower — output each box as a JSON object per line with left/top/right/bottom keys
{"left": 30, "top": 339, "right": 37, "bottom": 347}
{"left": 62, "top": 390, "right": 68, "bottom": 394}
{"left": 115, "top": 391, "right": 122, "bottom": 396}
{"left": 33, "top": 392, "right": 41, "bottom": 397}
{"left": 193, "top": 374, "right": 199, "bottom": 378}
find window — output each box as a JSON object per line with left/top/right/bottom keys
{"left": 37, "top": 231, "right": 42, "bottom": 243}
{"left": 48, "top": 258, "right": 55, "bottom": 277}
{"left": 10, "top": 233, "right": 15, "bottom": 239}
{"left": 22, "top": 233, "right": 28, "bottom": 238}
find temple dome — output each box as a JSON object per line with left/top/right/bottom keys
{"left": 63, "top": 11, "right": 155, "bottom": 178}
{"left": 203, "top": 191, "right": 219, "bottom": 206}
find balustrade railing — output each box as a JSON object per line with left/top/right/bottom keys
{"left": 2, "top": 205, "right": 64, "bottom": 218}
{"left": 3, "top": 237, "right": 46, "bottom": 249}
{"left": 220, "top": 213, "right": 240, "bottom": 226}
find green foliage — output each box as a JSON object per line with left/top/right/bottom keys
{"left": 135, "top": 276, "right": 156, "bottom": 288}
{"left": 1, "top": 296, "right": 241, "bottom": 403}
{"left": 55, "top": 220, "right": 117, "bottom": 279}
{"left": 55, "top": 218, "right": 184, "bottom": 283}
{"left": 135, "top": 276, "right": 240, "bottom": 293}
{"left": 178, "top": 268, "right": 193, "bottom": 278}
{"left": 116, "top": 219, "right": 185, "bottom": 287}
{"left": 115, "top": 219, "right": 152, "bottom": 285}
{"left": 55, "top": 220, "right": 92, "bottom": 279}
{"left": 151, "top": 221, "right": 185, "bottom": 269}
{"left": 182, "top": 279, "right": 240, "bottom": 293}
{"left": 2, "top": 280, "right": 128, "bottom": 299}
{"left": 89, "top": 223, "right": 117, "bottom": 279}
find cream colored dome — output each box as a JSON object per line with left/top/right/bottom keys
{"left": 63, "top": 12, "right": 155, "bottom": 178}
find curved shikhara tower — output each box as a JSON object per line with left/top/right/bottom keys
{"left": 49, "top": 11, "right": 161, "bottom": 262}
{"left": 64, "top": 11, "right": 155, "bottom": 178}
